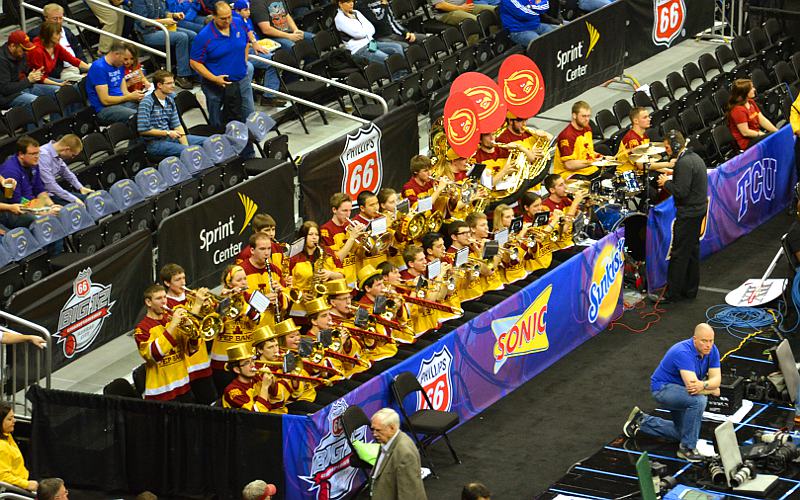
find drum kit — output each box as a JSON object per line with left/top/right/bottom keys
{"left": 566, "top": 144, "right": 667, "bottom": 261}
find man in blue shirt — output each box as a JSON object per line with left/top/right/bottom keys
{"left": 190, "top": 1, "right": 255, "bottom": 128}
{"left": 138, "top": 70, "right": 207, "bottom": 157}
{"left": 38, "top": 134, "right": 94, "bottom": 205}
{"left": 86, "top": 41, "right": 146, "bottom": 125}
{"left": 498, "top": 0, "right": 558, "bottom": 48}
{"left": 623, "top": 323, "right": 721, "bottom": 462}
{"left": 132, "top": 0, "right": 197, "bottom": 89}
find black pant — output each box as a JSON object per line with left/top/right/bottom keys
{"left": 667, "top": 214, "right": 703, "bottom": 299}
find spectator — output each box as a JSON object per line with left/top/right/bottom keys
{"left": 38, "top": 134, "right": 95, "bottom": 206}
{"left": 0, "top": 137, "right": 59, "bottom": 215}
{"left": 166, "top": 0, "right": 207, "bottom": 33}
{"left": 27, "top": 22, "right": 91, "bottom": 86}
{"left": 86, "top": 0, "right": 125, "bottom": 55}
{"left": 369, "top": 408, "right": 426, "bottom": 499}
{"left": 190, "top": 1, "right": 255, "bottom": 127}
{"left": 249, "top": 0, "right": 312, "bottom": 50}
{"left": 0, "top": 178, "right": 34, "bottom": 230}
{"left": 242, "top": 480, "right": 277, "bottom": 500}
{"left": 27, "top": 4, "right": 88, "bottom": 82}
{"left": 357, "top": 0, "right": 426, "bottom": 47}
{"left": 432, "top": 0, "right": 495, "bottom": 27}
{"left": 138, "top": 70, "right": 207, "bottom": 156}
{"left": 37, "top": 478, "right": 68, "bottom": 500}
{"left": 335, "top": 0, "right": 405, "bottom": 66}
{"left": 499, "top": 0, "right": 559, "bottom": 48}
{"left": 86, "top": 41, "right": 146, "bottom": 125}
{"left": 462, "top": 482, "right": 492, "bottom": 500}
{"left": 123, "top": 43, "right": 151, "bottom": 93}
{"left": 726, "top": 78, "right": 778, "bottom": 151}
{"left": 131, "top": 0, "right": 196, "bottom": 89}
{"left": 135, "top": 492, "right": 158, "bottom": 500}
{"left": 232, "top": 0, "right": 284, "bottom": 108}
{"left": 0, "top": 402, "right": 37, "bottom": 492}
{"left": 578, "top": 0, "right": 613, "bottom": 11}
{"left": 0, "top": 31, "right": 58, "bottom": 112}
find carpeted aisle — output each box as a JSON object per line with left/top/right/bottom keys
{"left": 421, "top": 212, "right": 796, "bottom": 499}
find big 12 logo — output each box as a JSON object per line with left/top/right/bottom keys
{"left": 652, "top": 0, "right": 686, "bottom": 48}
{"left": 339, "top": 123, "right": 383, "bottom": 203}
{"left": 416, "top": 346, "right": 454, "bottom": 412}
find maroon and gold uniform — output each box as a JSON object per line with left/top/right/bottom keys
{"left": 167, "top": 294, "right": 212, "bottom": 382}
{"left": 289, "top": 248, "right": 340, "bottom": 297}
{"left": 447, "top": 246, "right": 483, "bottom": 302}
{"left": 353, "top": 213, "right": 388, "bottom": 268}
{"left": 542, "top": 196, "right": 573, "bottom": 213}
{"left": 494, "top": 128, "right": 532, "bottom": 159}
{"left": 356, "top": 295, "right": 401, "bottom": 358}
{"left": 210, "top": 293, "right": 261, "bottom": 370}
{"left": 134, "top": 316, "right": 196, "bottom": 400}
{"left": 399, "top": 270, "right": 438, "bottom": 335}
{"left": 239, "top": 258, "right": 286, "bottom": 326}
{"left": 235, "top": 241, "right": 285, "bottom": 271}
{"left": 553, "top": 124, "right": 598, "bottom": 179}
{"left": 320, "top": 219, "right": 358, "bottom": 286}
{"left": 222, "top": 376, "right": 271, "bottom": 411}
{"left": 401, "top": 177, "right": 434, "bottom": 205}
{"left": 474, "top": 147, "right": 502, "bottom": 164}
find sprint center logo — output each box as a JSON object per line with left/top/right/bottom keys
{"left": 555, "top": 21, "right": 599, "bottom": 83}
{"left": 54, "top": 268, "right": 116, "bottom": 358}
{"left": 197, "top": 193, "right": 257, "bottom": 265}
{"left": 491, "top": 285, "right": 552, "bottom": 374}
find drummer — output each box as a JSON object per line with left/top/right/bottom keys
{"left": 553, "top": 101, "right": 603, "bottom": 180}
{"left": 618, "top": 108, "right": 674, "bottom": 174}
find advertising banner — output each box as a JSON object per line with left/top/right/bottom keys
{"left": 7, "top": 231, "right": 153, "bottom": 372}
{"left": 645, "top": 127, "right": 797, "bottom": 292}
{"left": 282, "top": 230, "right": 626, "bottom": 499}
{"left": 157, "top": 161, "right": 293, "bottom": 288}
{"left": 624, "top": 0, "right": 716, "bottom": 66}
{"left": 299, "top": 104, "right": 419, "bottom": 223}
{"left": 527, "top": 0, "right": 626, "bottom": 112}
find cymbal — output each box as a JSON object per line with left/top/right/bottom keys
{"left": 633, "top": 155, "right": 651, "bottom": 164}
{"left": 631, "top": 143, "right": 653, "bottom": 154}
{"left": 592, "top": 159, "right": 622, "bottom": 167}
{"left": 642, "top": 145, "right": 666, "bottom": 155}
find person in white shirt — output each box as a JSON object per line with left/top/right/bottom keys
{"left": 334, "top": 0, "right": 404, "bottom": 66}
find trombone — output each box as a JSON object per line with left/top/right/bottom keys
{"left": 256, "top": 360, "right": 331, "bottom": 385}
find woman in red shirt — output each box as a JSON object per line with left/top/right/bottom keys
{"left": 726, "top": 78, "right": 778, "bottom": 151}
{"left": 27, "top": 21, "right": 90, "bottom": 86}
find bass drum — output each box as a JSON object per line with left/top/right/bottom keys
{"left": 593, "top": 204, "right": 648, "bottom": 262}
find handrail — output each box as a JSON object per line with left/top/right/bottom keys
{"left": 248, "top": 53, "right": 389, "bottom": 122}
{"left": 0, "top": 311, "right": 52, "bottom": 419}
{"left": 21, "top": 0, "right": 172, "bottom": 73}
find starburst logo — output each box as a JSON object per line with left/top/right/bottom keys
{"left": 585, "top": 22, "right": 599, "bottom": 58}
{"left": 237, "top": 193, "right": 258, "bottom": 235}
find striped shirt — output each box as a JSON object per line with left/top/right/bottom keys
{"left": 137, "top": 93, "right": 181, "bottom": 142}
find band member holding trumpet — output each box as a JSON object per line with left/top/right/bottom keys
{"left": 304, "top": 297, "right": 370, "bottom": 379}
{"left": 377, "top": 187, "right": 407, "bottom": 270}
{"left": 553, "top": 101, "right": 602, "bottom": 180}
{"left": 466, "top": 212, "right": 511, "bottom": 296}
{"left": 492, "top": 204, "right": 529, "bottom": 285}
{"left": 320, "top": 192, "right": 367, "bottom": 287}
{"left": 519, "top": 192, "right": 557, "bottom": 274}
{"left": 400, "top": 245, "right": 443, "bottom": 336}
{"left": 401, "top": 155, "right": 447, "bottom": 205}
{"left": 240, "top": 232, "right": 287, "bottom": 325}
{"left": 134, "top": 284, "right": 200, "bottom": 402}
{"left": 222, "top": 344, "right": 273, "bottom": 412}
{"left": 159, "top": 263, "right": 217, "bottom": 404}
{"left": 289, "top": 221, "right": 344, "bottom": 305}
{"left": 446, "top": 221, "right": 486, "bottom": 308}
{"left": 252, "top": 326, "right": 294, "bottom": 413}
{"left": 355, "top": 266, "right": 408, "bottom": 354}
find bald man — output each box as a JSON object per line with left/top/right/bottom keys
{"left": 623, "top": 324, "right": 721, "bottom": 462}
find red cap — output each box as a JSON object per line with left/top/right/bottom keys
{"left": 7, "top": 31, "right": 34, "bottom": 50}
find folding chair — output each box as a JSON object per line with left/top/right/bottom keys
{"left": 2, "top": 227, "right": 50, "bottom": 286}
{"left": 340, "top": 404, "right": 374, "bottom": 494}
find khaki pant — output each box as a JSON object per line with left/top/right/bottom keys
{"left": 438, "top": 4, "right": 496, "bottom": 26}
{"left": 87, "top": 0, "right": 124, "bottom": 53}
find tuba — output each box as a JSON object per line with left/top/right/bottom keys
{"left": 490, "top": 127, "right": 554, "bottom": 199}
{"left": 428, "top": 117, "right": 448, "bottom": 177}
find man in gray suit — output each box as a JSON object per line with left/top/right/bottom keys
{"left": 369, "top": 408, "right": 427, "bottom": 499}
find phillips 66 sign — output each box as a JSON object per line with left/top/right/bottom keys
{"left": 339, "top": 123, "right": 383, "bottom": 204}
{"left": 652, "top": 0, "right": 686, "bottom": 47}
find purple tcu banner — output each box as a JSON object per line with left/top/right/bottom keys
{"left": 281, "top": 230, "right": 626, "bottom": 499}
{"left": 645, "top": 126, "right": 797, "bottom": 292}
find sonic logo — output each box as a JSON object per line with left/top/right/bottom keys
{"left": 416, "top": 346, "right": 454, "bottom": 412}
{"left": 587, "top": 238, "right": 625, "bottom": 324}
{"left": 301, "top": 400, "right": 368, "bottom": 500}
{"left": 340, "top": 123, "right": 383, "bottom": 203}
{"left": 464, "top": 86, "right": 499, "bottom": 119}
{"left": 491, "top": 285, "right": 552, "bottom": 374}
{"left": 652, "top": 0, "right": 686, "bottom": 47}
{"left": 503, "top": 70, "right": 540, "bottom": 106}
{"left": 54, "top": 268, "right": 115, "bottom": 358}
{"left": 446, "top": 108, "right": 478, "bottom": 146}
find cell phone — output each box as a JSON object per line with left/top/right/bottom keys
{"left": 368, "top": 40, "right": 378, "bottom": 52}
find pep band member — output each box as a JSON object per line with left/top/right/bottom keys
{"left": 726, "top": 78, "right": 778, "bottom": 151}
{"left": 159, "top": 263, "right": 217, "bottom": 404}
{"left": 289, "top": 221, "right": 343, "bottom": 313}
{"left": 378, "top": 187, "right": 407, "bottom": 270}
{"left": 239, "top": 231, "right": 287, "bottom": 326}
{"left": 251, "top": 326, "right": 293, "bottom": 414}
{"left": 492, "top": 204, "right": 529, "bottom": 285}
{"left": 353, "top": 190, "right": 389, "bottom": 268}
{"left": 304, "top": 297, "right": 370, "bottom": 379}
{"left": 518, "top": 191, "right": 556, "bottom": 274}
{"left": 553, "top": 100, "right": 602, "bottom": 179}
{"left": 320, "top": 192, "right": 367, "bottom": 287}
{"left": 401, "top": 154, "right": 446, "bottom": 205}
{"left": 236, "top": 213, "right": 285, "bottom": 268}
{"left": 134, "top": 284, "right": 200, "bottom": 402}
{"left": 399, "top": 244, "right": 441, "bottom": 337}
{"left": 222, "top": 344, "right": 273, "bottom": 412}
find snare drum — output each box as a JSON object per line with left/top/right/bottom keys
{"left": 593, "top": 204, "right": 648, "bottom": 261}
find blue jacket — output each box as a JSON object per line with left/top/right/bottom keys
{"left": 499, "top": 0, "right": 549, "bottom": 33}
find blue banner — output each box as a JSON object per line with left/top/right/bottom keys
{"left": 645, "top": 126, "right": 797, "bottom": 292}
{"left": 282, "top": 230, "right": 626, "bottom": 499}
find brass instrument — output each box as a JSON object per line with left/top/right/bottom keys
{"left": 428, "top": 117, "right": 448, "bottom": 177}
{"left": 310, "top": 337, "right": 369, "bottom": 368}
{"left": 163, "top": 305, "right": 220, "bottom": 341}
{"left": 488, "top": 128, "right": 554, "bottom": 199}
{"left": 385, "top": 290, "right": 464, "bottom": 316}
{"left": 347, "top": 218, "right": 392, "bottom": 256}
{"left": 182, "top": 286, "right": 219, "bottom": 316}
{"left": 329, "top": 319, "right": 396, "bottom": 347}
{"left": 256, "top": 360, "right": 331, "bottom": 385}
{"left": 346, "top": 304, "right": 411, "bottom": 336}
{"left": 393, "top": 211, "right": 428, "bottom": 241}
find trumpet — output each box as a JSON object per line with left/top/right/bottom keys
{"left": 329, "top": 319, "right": 396, "bottom": 346}
{"left": 256, "top": 360, "right": 331, "bottom": 385}
{"left": 163, "top": 305, "right": 221, "bottom": 341}
{"left": 385, "top": 290, "right": 463, "bottom": 316}
{"left": 498, "top": 245, "right": 520, "bottom": 263}
{"left": 310, "top": 340, "right": 369, "bottom": 368}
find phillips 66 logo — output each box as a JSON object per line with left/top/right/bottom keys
{"left": 340, "top": 123, "right": 383, "bottom": 204}
{"left": 652, "top": 0, "right": 686, "bottom": 48}
{"left": 416, "top": 346, "right": 453, "bottom": 412}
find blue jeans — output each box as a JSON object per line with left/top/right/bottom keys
{"left": 274, "top": 31, "right": 313, "bottom": 51}
{"left": 97, "top": 101, "right": 137, "bottom": 125}
{"left": 178, "top": 19, "right": 205, "bottom": 33}
{"left": 140, "top": 28, "right": 196, "bottom": 77}
{"left": 200, "top": 63, "right": 255, "bottom": 127}
{"left": 145, "top": 134, "right": 206, "bottom": 156}
{"left": 474, "top": 0, "right": 499, "bottom": 5}
{"left": 578, "top": 0, "right": 613, "bottom": 11}
{"left": 352, "top": 41, "right": 405, "bottom": 65}
{"left": 639, "top": 383, "right": 707, "bottom": 449}
{"left": 509, "top": 23, "right": 558, "bottom": 48}
{"left": 248, "top": 49, "right": 280, "bottom": 98}
{"left": 10, "top": 83, "right": 59, "bottom": 109}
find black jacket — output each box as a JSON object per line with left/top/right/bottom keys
{"left": 27, "top": 25, "right": 86, "bottom": 79}
{"left": 0, "top": 44, "right": 33, "bottom": 109}
{"left": 664, "top": 148, "right": 708, "bottom": 218}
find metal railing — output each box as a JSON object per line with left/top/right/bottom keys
{"left": 20, "top": 0, "right": 172, "bottom": 72}
{"left": 0, "top": 311, "right": 52, "bottom": 420}
{"left": 248, "top": 53, "right": 388, "bottom": 125}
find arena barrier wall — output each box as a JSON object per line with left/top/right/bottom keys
{"left": 528, "top": 0, "right": 715, "bottom": 113}
{"left": 7, "top": 230, "right": 153, "bottom": 374}
{"left": 157, "top": 160, "right": 293, "bottom": 289}
{"left": 27, "top": 386, "right": 285, "bottom": 499}
{"left": 281, "top": 229, "right": 626, "bottom": 500}
{"left": 645, "top": 126, "right": 798, "bottom": 292}
{"left": 299, "top": 103, "right": 420, "bottom": 221}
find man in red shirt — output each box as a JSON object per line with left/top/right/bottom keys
{"left": 494, "top": 113, "right": 549, "bottom": 161}
{"left": 541, "top": 173, "right": 586, "bottom": 215}
{"left": 222, "top": 344, "right": 274, "bottom": 411}
{"left": 617, "top": 107, "right": 651, "bottom": 172}
{"left": 401, "top": 154, "right": 446, "bottom": 205}
{"left": 553, "top": 101, "right": 602, "bottom": 179}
